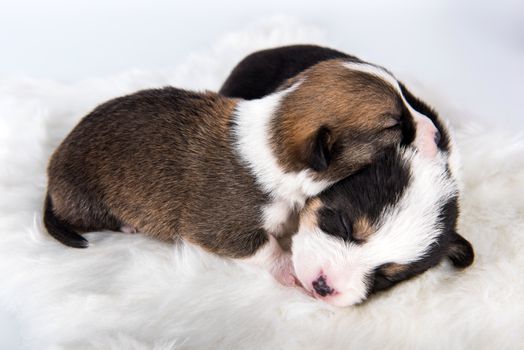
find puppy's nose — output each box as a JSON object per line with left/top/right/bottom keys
{"left": 312, "top": 275, "right": 334, "bottom": 296}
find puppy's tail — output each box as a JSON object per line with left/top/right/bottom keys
{"left": 43, "top": 194, "right": 89, "bottom": 248}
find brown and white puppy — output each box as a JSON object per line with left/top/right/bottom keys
{"left": 44, "top": 58, "right": 439, "bottom": 286}
{"left": 220, "top": 45, "right": 473, "bottom": 306}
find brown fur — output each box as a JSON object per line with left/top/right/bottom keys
{"left": 47, "top": 88, "right": 268, "bottom": 257}
{"left": 380, "top": 263, "right": 408, "bottom": 277}
{"left": 353, "top": 217, "right": 374, "bottom": 242}
{"left": 45, "top": 59, "right": 417, "bottom": 259}
{"left": 299, "top": 198, "right": 323, "bottom": 231}
{"left": 272, "top": 59, "right": 407, "bottom": 182}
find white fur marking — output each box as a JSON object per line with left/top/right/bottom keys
{"left": 262, "top": 199, "right": 293, "bottom": 236}
{"left": 233, "top": 82, "right": 332, "bottom": 234}
{"left": 233, "top": 82, "right": 332, "bottom": 204}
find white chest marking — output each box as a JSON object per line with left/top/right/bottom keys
{"left": 262, "top": 199, "right": 294, "bottom": 236}
{"left": 232, "top": 82, "right": 333, "bottom": 235}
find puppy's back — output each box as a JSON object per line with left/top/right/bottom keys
{"left": 47, "top": 87, "right": 244, "bottom": 244}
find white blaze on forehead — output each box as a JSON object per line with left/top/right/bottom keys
{"left": 342, "top": 61, "right": 404, "bottom": 96}
{"left": 342, "top": 62, "right": 439, "bottom": 158}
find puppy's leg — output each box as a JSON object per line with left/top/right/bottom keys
{"left": 120, "top": 224, "right": 138, "bottom": 234}
{"left": 186, "top": 227, "right": 298, "bottom": 286}
{"left": 240, "top": 234, "right": 297, "bottom": 287}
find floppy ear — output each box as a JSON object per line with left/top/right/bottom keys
{"left": 305, "top": 126, "right": 333, "bottom": 172}
{"left": 447, "top": 231, "right": 474, "bottom": 268}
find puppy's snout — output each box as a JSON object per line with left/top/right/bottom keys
{"left": 312, "top": 275, "right": 334, "bottom": 296}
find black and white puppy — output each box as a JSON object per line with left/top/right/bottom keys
{"left": 220, "top": 45, "right": 474, "bottom": 306}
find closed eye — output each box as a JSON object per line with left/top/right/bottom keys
{"left": 384, "top": 121, "right": 402, "bottom": 131}
{"left": 318, "top": 208, "right": 361, "bottom": 244}
{"left": 382, "top": 114, "right": 402, "bottom": 129}
{"left": 338, "top": 212, "right": 354, "bottom": 242}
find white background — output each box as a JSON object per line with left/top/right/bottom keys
{"left": 0, "top": 0, "right": 523, "bottom": 347}
{"left": 1, "top": 0, "right": 523, "bottom": 129}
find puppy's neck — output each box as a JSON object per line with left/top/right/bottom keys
{"left": 232, "top": 83, "right": 331, "bottom": 207}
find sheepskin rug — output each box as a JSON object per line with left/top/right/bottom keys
{"left": 1, "top": 17, "right": 523, "bottom": 349}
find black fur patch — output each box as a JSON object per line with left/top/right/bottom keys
{"left": 317, "top": 147, "right": 411, "bottom": 242}
{"left": 220, "top": 45, "right": 357, "bottom": 100}
{"left": 399, "top": 83, "right": 450, "bottom": 152}
{"left": 399, "top": 103, "right": 417, "bottom": 146}
{"left": 308, "top": 126, "right": 332, "bottom": 171}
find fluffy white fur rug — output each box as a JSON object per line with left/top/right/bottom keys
{"left": 1, "top": 17, "right": 523, "bottom": 349}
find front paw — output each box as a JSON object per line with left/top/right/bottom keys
{"left": 240, "top": 235, "right": 302, "bottom": 288}
{"left": 271, "top": 253, "right": 299, "bottom": 287}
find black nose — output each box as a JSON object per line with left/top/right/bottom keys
{"left": 434, "top": 130, "right": 441, "bottom": 146}
{"left": 312, "top": 275, "right": 334, "bottom": 296}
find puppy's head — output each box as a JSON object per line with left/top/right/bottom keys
{"left": 292, "top": 146, "right": 474, "bottom": 307}
{"left": 271, "top": 59, "right": 441, "bottom": 184}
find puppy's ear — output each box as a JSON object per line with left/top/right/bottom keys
{"left": 305, "top": 126, "right": 333, "bottom": 172}
{"left": 447, "top": 231, "right": 474, "bottom": 268}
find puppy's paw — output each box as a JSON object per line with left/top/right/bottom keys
{"left": 271, "top": 253, "right": 298, "bottom": 287}
{"left": 241, "top": 234, "right": 301, "bottom": 288}
{"left": 120, "top": 224, "right": 138, "bottom": 234}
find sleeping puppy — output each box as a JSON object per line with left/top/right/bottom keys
{"left": 293, "top": 145, "right": 473, "bottom": 306}
{"left": 220, "top": 45, "right": 473, "bottom": 306}
{"left": 44, "top": 58, "right": 439, "bottom": 286}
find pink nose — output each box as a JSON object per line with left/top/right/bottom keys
{"left": 413, "top": 115, "right": 440, "bottom": 158}
{"left": 312, "top": 275, "right": 334, "bottom": 296}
